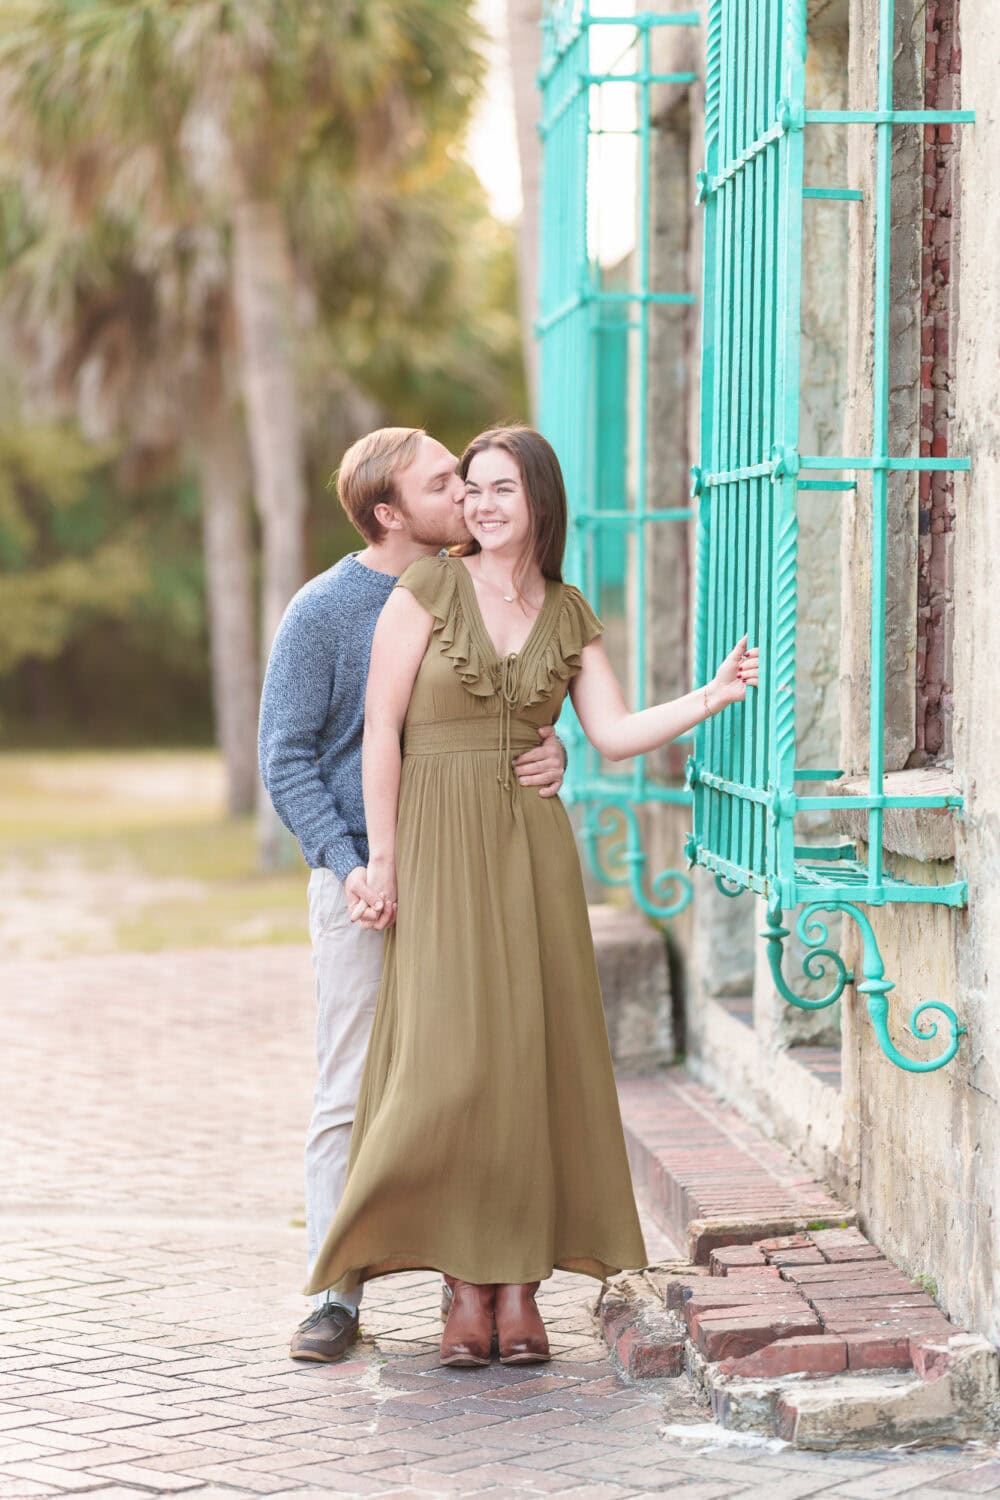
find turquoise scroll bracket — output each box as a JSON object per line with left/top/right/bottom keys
{"left": 762, "top": 903, "right": 853, "bottom": 1010}
{"left": 581, "top": 799, "right": 693, "bottom": 921}
{"left": 763, "top": 900, "right": 966, "bottom": 1073}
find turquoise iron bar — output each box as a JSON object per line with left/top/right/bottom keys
{"left": 536, "top": 0, "right": 700, "bottom": 921}
{"left": 689, "top": 0, "right": 973, "bottom": 1072}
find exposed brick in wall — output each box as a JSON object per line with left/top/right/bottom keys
{"left": 916, "top": 0, "right": 961, "bottom": 764}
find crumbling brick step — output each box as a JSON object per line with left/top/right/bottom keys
{"left": 599, "top": 1225, "right": 999, "bottom": 1448}
{"left": 619, "top": 1072, "right": 849, "bottom": 1259}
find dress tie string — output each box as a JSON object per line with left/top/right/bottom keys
{"left": 497, "top": 653, "right": 520, "bottom": 795}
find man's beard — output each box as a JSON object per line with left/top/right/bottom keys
{"left": 400, "top": 505, "right": 469, "bottom": 550}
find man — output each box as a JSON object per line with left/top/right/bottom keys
{"left": 258, "top": 427, "right": 566, "bottom": 1363}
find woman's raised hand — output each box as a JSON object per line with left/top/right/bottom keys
{"left": 712, "top": 635, "right": 760, "bottom": 707}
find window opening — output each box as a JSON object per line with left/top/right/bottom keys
{"left": 688, "top": 0, "right": 973, "bottom": 1072}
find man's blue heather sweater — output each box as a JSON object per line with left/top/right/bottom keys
{"left": 258, "top": 553, "right": 397, "bottom": 881}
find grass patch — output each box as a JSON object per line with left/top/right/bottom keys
{"left": 0, "top": 749, "right": 311, "bottom": 953}
{"left": 116, "top": 872, "right": 308, "bottom": 951}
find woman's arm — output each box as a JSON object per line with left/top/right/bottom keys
{"left": 569, "top": 636, "right": 758, "bottom": 762}
{"left": 360, "top": 587, "right": 434, "bottom": 929}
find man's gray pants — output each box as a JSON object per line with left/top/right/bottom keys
{"left": 305, "top": 867, "right": 383, "bottom": 1312}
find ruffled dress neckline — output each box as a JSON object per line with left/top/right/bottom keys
{"left": 448, "top": 556, "right": 561, "bottom": 670}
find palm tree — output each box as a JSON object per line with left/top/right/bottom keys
{"left": 0, "top": 0, "right": 485, "bottom": 857}
{"left": 0, "top": 0, "right": 485, "bottom": 846}
{"left": 0, "top": 173, "right": 261, "bottom": 814}
{"left": 0, "top": 0, "right": 483, "bottom": 631}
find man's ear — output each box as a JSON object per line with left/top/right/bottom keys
{"left": 372, "top": 500, "right": 404, "bottom": 533}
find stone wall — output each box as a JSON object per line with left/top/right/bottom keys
{"left": 836, "top": 0, "right": 1000, "bottom": 1341}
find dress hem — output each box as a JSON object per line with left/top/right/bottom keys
{"left": 304, "top": 1249, "right": 645, "bottom": 1297}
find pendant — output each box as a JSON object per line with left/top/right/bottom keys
{"left": 503, "top": 594, "right": 514, "bottom": 603}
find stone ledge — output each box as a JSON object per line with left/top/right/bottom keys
{"left": 825, "top": 767, "right": 960, "bottom": 862}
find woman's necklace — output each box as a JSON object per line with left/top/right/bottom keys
{"left": 475, "top": 563, "right": 543, "bottom": 611}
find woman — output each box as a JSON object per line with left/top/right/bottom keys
{"left": 306, "top": 426, "right": 758, "bottom": 1366}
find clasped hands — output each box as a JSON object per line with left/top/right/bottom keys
{"left": 346, "top": 725, "right": 566, "bottom": 930}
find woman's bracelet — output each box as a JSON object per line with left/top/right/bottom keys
{"left": 702, "top": 683, "right": 712, "bottom": 720}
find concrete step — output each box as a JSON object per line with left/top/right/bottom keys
{"left": 590, "top": 904, "right": 673, "bottom": 1071}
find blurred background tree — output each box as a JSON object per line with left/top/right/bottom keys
{"left": 0, "top": 0, "right": 526, "bottom": 854}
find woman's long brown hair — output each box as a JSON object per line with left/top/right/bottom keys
{"left": 456, "top": 426, "right": 567, "bottom": 592}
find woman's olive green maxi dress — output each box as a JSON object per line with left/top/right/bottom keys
{"left": 306, "top": 554, "right": 647, "bottom": 1297}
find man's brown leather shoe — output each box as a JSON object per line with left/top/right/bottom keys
{"left": 289, "top": 1301, "right": 359, "bottom": 1362}
{"left": 494, "top": 1282, "right": 550, "bottom": 1365}
{"left": 439, "top": 1276, "right": 496, "bottom": 1367}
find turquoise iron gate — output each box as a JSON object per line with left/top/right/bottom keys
{"left": 537, "top": 0, "right": 699, "bottom": 920}
{"left": 689, "top": 0, "right": 974, "bottom": 1071}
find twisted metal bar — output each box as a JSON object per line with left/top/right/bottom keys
{"left": 580, "top": 799, "right": 693, "bottom": 920}
{"left": 715, "top": 874, "right": 744, "bottom": 899}
{"left": 761, "top": 903, "right": 852, "bottom": 1010}
{"left": 704, "top": 0, "right": 723, "bottom": 154}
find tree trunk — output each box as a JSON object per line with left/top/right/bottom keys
{"left": 231, "top": 197, "right": 311, "bottom": 869}
{"left": 505, "top": 0, "right": 543, "bottom": 416}
{"left": 197, "top": 375, "right": 259, "bottom": 817}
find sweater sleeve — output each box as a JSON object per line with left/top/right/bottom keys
{"left": 258, "top": 589, "right": 364, "bottom": 881}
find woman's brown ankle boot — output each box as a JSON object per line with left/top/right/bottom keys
{"left": 439, "top": 1276, "right": 496, "bottom": 1367}
{"left": 494, "top": 1282, "right": 550, "bottom": 1365}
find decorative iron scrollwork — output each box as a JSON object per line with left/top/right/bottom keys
{"left": 762, "top": 904, "right": 851, "bottom": 1010}
{"left": 581, "top": 799, "right": 692, "bottom": 921}
{"left": 764, "top": 900, "right": 966, "bottom": 1072}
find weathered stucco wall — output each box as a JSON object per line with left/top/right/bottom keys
{"left": 840, "top": 0, "right": 923, "bottom": 775}
{"left": 837, "top": 0, "right": 1000, "bottom": 1341}
{"left": 947, "top": 0, "right": 1000, "bottom": 1342}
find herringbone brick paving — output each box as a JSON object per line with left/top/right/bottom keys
{"left": 3, "top": 947, "right": 999, "bottom": 1497}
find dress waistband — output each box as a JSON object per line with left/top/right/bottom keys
{"left": 403, "top": 717, "right": 541, "bottom": 759}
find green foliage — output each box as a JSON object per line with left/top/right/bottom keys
{"left": 0, "top": 423, "right": 147, "bottom": 674}
{"left": 0, "top": 442, "right": 216, "bottom": 743}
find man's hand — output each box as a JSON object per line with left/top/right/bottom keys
{"left": 365, "top": 857, "right": 396, "bottom": 931}
{"left": 514, "top": 724, "right": 566, "bottom": 799}
{"left": 345, "top": 865, "right": 393, "bottom": 931}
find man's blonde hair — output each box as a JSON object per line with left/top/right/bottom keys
{"left": 335, "top": 427, "right": 425, "bottom": 544}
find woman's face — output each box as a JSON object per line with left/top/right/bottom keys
{"left": 463, "top": 448, "right": 532, "bottom": 558}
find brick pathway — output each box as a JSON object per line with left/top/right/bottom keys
{"left": 3, "top": 948, "right": 1000, "bottom": 1497}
